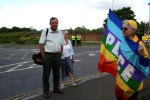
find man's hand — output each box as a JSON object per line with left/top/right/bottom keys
{"left": 40, "top": 44, "right": 45, "bottom": 57}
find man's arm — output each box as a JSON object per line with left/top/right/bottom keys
{"left": 40, "top": 44, "right": 45, "bottom": 57}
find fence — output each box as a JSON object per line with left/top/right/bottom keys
{"left": 68, "top": 33, "right": 103, "bottom": 42}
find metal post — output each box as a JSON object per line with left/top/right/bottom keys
{"left": 148, "top": 3, "right": 150, "bottom": 35}
{"left": 148, "top": 3, "right": 150, "bottom": 46}
{"left": 98, "top": 73, "right": 103, "bottom": 100}
{"left": 112, "top": 0, "right": 114, "bottom": 10}
{"left": 148, "top": 2, "right": 150, "bottom": 22}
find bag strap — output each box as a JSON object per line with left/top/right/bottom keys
{"left": 46, "top": 28, "right": 48, "bottom": 37}
{"left": 44, "top": 28, "right": 48, "bottom": 44}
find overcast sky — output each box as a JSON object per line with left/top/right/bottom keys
{"left": 0, "top": 0, "right": 149, "bottom": 30}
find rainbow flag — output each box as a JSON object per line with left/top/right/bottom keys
{"left": 98, "top": 9, "right": 123, "bottom": 77}
{"left": 98, "top": 9, "right": 150, "bottom": 99}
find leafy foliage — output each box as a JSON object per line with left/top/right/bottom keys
{"left": 0, "top": 32, "right": 29, "bottom": 43}
{"left": 67, "top": 26, "right": 104, "bottom": 34}
{"left": 137, "top": 21, "right": 149, "bottom": 40}
{"left": 103, "top": 7, "right": 148, "bottom": 40}
{"left": 103, "top": 7, "right": 136, "bottom": 28}
{"left": 0, "top": 26, "right": 41, "bottom": 34}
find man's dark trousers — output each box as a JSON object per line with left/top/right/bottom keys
{"left": 72, "top": 40, "right": 75, "bottom": 46}
{"left": 77, "top": 40, "right": 81, "bottom": 46}
{"left": 42, "top": 52, "right": 61, "bottom": 94}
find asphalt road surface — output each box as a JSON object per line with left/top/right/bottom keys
{"left": 0, "top": 46, "right": 100, "bottom": 99}
{"left": 0, "top": 46, "right": 150, "bottom": 100}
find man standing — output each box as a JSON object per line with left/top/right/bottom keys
{"left": 71, "top": 35, "right": 76, "bottom": 46}
{"left": 39, "top": 17, "right": 65, "bottom": 98}
{"left": 77, "top": 34, "right": 81, "bottom": 46}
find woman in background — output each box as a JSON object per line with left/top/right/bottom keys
{"left": 60, "top": 30, "right": 77, "bottom": 89}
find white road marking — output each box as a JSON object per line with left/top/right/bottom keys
{"left": 0, "top": 61, "right": 32, "bottom": 68}
{"left": 27, "top": 64, "right": 37, "bottom": 68}
{"left": 94, "top": 51, "right": 100, "bottom": 52}
{"left": 89, "top": 53, "right": 96, "bottom": 56}
{"left": 6, "top": 64, "right": 23, "bottom": 72}
{"left": 32, "top": 49, "right": 39, "bottom": 51}
{"left": 75, "top": 60, "right": 82, "bottom": 62}
{"left": 0, "top": 59, "right": 82, "bottom": 74}
{"left": 0, "top": 64, "right": 42, "bottom": 74}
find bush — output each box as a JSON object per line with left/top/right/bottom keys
{"left": 0, "top": 34, "right": 11, "bottom": 43}
{"left": 31, "top": 36, "right": 40, "bottom": 44}
{"left": 16, "top": 36, "right": 40, "bottom": 44}
{"left": 0, "top": 32, "right": 31, "bottom": 43}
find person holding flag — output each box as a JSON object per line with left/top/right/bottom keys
{"left": 98, "top": 9, "right": 150, "bottom": 100}
{"left": 115, "top": 20, "right": 149, "bottom": 100}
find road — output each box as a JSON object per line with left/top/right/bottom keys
{"left": 0, "top": 46, "right": 100, "bottom": 100}
{"left": 0, "top": 46, "right": 150, "bottom": 100}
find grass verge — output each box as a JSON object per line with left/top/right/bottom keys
{"left": 0, "top": 41, "right": 101, "bottom": 48}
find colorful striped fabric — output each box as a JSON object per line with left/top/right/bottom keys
{"left": 98, "top": 9, "right": 150, "bottom": 99}
{"left": 98, "top": 9, "right": 123, "bottom": 77}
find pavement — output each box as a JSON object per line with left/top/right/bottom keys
{"left": 27, "top": 73, "right": 116, "bottom": 100}
{"left": 23, "top": 72, "right": 150, "bottom": 100}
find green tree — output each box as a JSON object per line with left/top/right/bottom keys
{"left": 103, "top": 7, "right": 136, "bottom": 28}
{"left": 11, "top": 26, "right": 21, "bottom": 32}
{"left": 0, "top": 27, "right": 10, "bottom": 33}
{"left": 91, "top": 27, "right": 104, "bottom": 33}
{"left": 137, "top": 21, "right": 148, "bottom": 40}
{"left": 67, "top": 28, "right": 74, "bottom": 33}
{"left": 20, "top": 27, "right": 32, "bottom": 32}
{"left": 74, "top": 26, "right": 88, "bottom": 33}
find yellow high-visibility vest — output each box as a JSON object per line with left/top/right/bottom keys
{"left": 72, "top": 35, "right": 75, "bottom": 40}
{"left": 77, "top": 35, "right": 81, "bottom": 40}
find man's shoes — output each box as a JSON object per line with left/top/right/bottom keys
{"left": 43, "top": 93, "right": 50, "bottom": 99}
{"left": 54, "top": 89, "right": 64, "bottom": 94}
{"left": 70, "top": 83, "right": 77, "bottom": 87}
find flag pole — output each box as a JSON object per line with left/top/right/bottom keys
{"left": 98, "top": 72, "right": 103, "bottom": 100}
{"left": 112, "top": 0, "right": 114, "bottom": 10}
